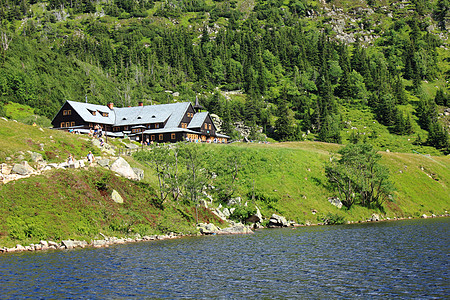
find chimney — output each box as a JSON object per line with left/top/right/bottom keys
{"left": 107, "top": 103, "right": 114, "bottom": 110}
{"left": 138, "top": 101, "right": 144, "bottom": 107}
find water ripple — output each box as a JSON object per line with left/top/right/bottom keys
{"left": 0, "top": 218, "right": 448, "bottom": 299}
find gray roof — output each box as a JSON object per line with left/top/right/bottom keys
{"left": 188, "top": 112, "right": 208, "bottom": 129}
{"left": 61, "top": 101, "right": 228, "bottom": 139}
{"left": 143, "top": 128, "right": 200, "bottom": 135}
{"left": 113, "top": 106, "right": 170, "bottom": 126}
{"left": 216, "top": 133, "right": 230, "bottom": 138}
{"left": 66, "top": 101, "right": 191, "bottom": 129}
{"left": 67, "top": 101, "right": 116, "bottom": 125}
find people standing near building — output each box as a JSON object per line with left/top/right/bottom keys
{"left": 87, "top": 151, "right": 94, "bottom": 165}
{"left": 67, "top": 154, "right": 74, "bottom": 168}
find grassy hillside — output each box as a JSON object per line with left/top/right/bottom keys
{"left": 1, "top": 0, "right": 449, "bottom": 155}
{"left": 207, "top": 142, "right": 449, "bottom": 223}
{"left": 1, "top": 121, "right": 448, "bottom": 248}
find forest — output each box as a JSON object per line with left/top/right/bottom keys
{"left": 0, "top": 0, "right": 449, "bottom": 152}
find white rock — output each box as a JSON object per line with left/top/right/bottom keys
{"left": 110, "top": 157, "right": 139, "bottom": 180}
{"left": 111, "top": 189, "right": 124, "bottom": 203}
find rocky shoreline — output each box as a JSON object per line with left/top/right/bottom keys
{"left": 2, "top": 214, "right": 448, "bottom": 255}
{"left": 0, "top": 222, "right": 255, "bottom": 254}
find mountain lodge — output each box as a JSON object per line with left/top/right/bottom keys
{"left": 51, "top": 100, "right": 229, "bottom": 143}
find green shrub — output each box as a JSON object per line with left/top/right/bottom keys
{"left": 230, "top": 205, "right": 256, "bottom": 223}
{"left": 320, "top": 213, "right": 346, "bottom": 225}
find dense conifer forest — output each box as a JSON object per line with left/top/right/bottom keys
{"left": 0, "top": 0, "right": 449, "bottom": 152}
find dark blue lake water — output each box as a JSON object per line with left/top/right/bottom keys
{"left": 0, "top": 218, "right": 448, "bottom": 299}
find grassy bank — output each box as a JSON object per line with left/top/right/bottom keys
{"left": 0, "top": 119, "right": 449, "bottom": 247}
{"left": 212, "top": 142, "right": 449, "bottom": 224}
{"left": 0, "top": 167, "right": 224, "bottom": 248}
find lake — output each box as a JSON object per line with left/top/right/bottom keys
{"left": 0, "top": 218, "right": 448, "bottom": 299}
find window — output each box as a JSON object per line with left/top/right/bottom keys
{"left": 71, "top": 122, "right": 75, "bottom": 127}
{"left": 90, "top": 110, "right": 96, "bottom": 116}
{"left": 209, "top": 124, "right": 211, "bottom": 130}
{"left": 159, "top": 134, "right": 163, "bottom": 141}
{"left": 63, "top": 110, "right": 71, "bottom": 116}
{"left": 181, "top": 123, "right": 187, "bottom": 129}
{"left": 102, "top": 112, "right": 109, "bottom": 117}
{"left": 60, "top": 122, "right": 65, "bottom": 128}
{"left": 113, "top": 127, "right": 120, "bottom": 132}
{"left": 171, "top": 133, "right": 176, "bottom": 139}
{"left": 151, "top": 135, "right": 155, "bottom": 140}
{"left": 155, "top": 124, "right": 159, "bottom": 129}
{"left": 66, "top": 122, "right": 71, "bottom": 127}
{"left": 204, "top": 123, "right": 208, "bottom": 129}
{"left": 124, "top": 126, "right": 128, "bottom": 130}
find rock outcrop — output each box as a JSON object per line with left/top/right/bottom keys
{"left": 328, "top": 197, "right": 343, "bottom": 209}
{"left": 12, "top": 162, "right": 35, "bottom": 176}
{"left": 111, "top": 189, "right": 124, "bottom": 204}
{"left": 110, "top": 157, "right": 139, "bottom": 180}
{"left": 197, "top": 222, "right": 253, "bottom": 235}
{"left": 268, "top": 214, "right": 289, "bottom": 227}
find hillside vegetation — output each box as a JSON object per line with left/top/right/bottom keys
{"left": 0, "top": 0, "right": 449, "bottom": 153}
{"left": 0, "top": 120, "right": 448, "bottom": 247}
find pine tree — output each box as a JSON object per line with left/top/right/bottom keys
{"left": 434, "top": 0, "right": 449, "bottom": 31}
{"left": 393, "top": 75, "right": 408, "bottom": 104}
{"left": 427, "top": 121, "right": 450, "bottom": 150}
{"left": 318, "top": 114, "right": 341, "bottom": 144}
{"left": 434, "top": 88, "right": 446, "bottom": 106}
{"left": 337, "top": 44, "right": 351, "bottom": 99}
{"left": 275, "top": 88, "right": 296, "bottom": 141}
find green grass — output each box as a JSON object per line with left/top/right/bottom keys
{"left": 0, "top": 121, "right": 448, "bottom": 247}
{"left": 199, "top": 142, "right": 449, "bottom": 224}
{"left": 0, "top": 117, "right": 97, "bottom": 164}
{"left": 0, "top": 168, "right": 224, "bottom": 247}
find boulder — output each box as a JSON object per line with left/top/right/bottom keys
{"left": 1, "top": 163, "right": 11, "bottom": 175}
{"left": 48, "top": 241, "right": 58, "bottom": 247}
{"left": 30, "top": 152, "right": 43, "bottom": 162}
{"left": 15, "top": 244, "right": 25, "bottom": 252}
{"left": 421, "top": 214, "right": 428, "bottom": 219}
{"left": 370, "top": 214, "right": 380, "bottom": 222}
{"left": 111, "top": 189, "right": 124, "bottom": 204}
{"left": 93, "top": 240, "right": 108, "bottom": 247}
{"left": 40, "top": 240, "right": 49, "bottom": 247}
{"left": 97, "top": 158, "right": 110, "bottom": 167}
{"left": 73, "top": 240, "right": 88, "bottom": 248}
{"left": 227, "top": 197, "right": 241, "bottom": 206}
{"left": 62, "top": 240, "right": 75, "bottom": 249}
{"left": 197, "top": 223, "right": 220, "bottom": 234}
{"left": 12, "top": 162, "right": 35, "bottom": 175}
{"left": 220, "top": 223, "right": 253, "bottom": 234}
{"left": 132, "top": 168, "right": 144, "bottom": 180}
{"left": 268, "top": 214, "right": 289, "bottom": 227}
{"left": 222, "top": 208, "right": 231, "bottom": 217}
{"left": 110, "top": 157, "right": 139, "bottom": 180}
{"left": 245, "top": 206, "right": 262, "bottom": 224}
{"left": 328, "top": 197, "right": 343, "bottom": 209}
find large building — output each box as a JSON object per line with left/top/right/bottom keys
{"left": 51, "top": 100, "right": 229, "bottom": 143}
